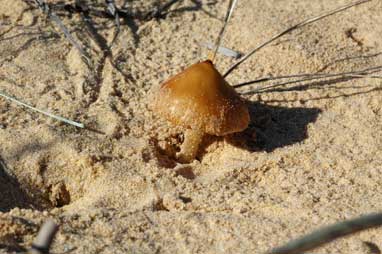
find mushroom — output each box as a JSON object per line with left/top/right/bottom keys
{"left": 152, "top": 60, "right": 249, "bottom": 163}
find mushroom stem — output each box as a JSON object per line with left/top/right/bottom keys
{"left": 177, "top": 128, "right": 204, "bottom": 163}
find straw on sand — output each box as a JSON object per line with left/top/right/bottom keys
{"left": 223, "top": 0, "right": 374, "bottom": 78}
{"left": 268, "top": 213, "right": 382, "bottom": 254}
{"left": 0, "top": 91, "right": 84, "bottom": 128}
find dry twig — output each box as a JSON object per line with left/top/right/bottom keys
{"left": 0, "top": 91, "right": 84, "bottom": 128}
{"left": 210, "top": 0, "right": 238, "bottom": 62}
{"left": 268, "top": 213, "right": 382, "bottom": 254}
{"left": 33, "top": 0, "right": 89, "bottom": 61}
{"left": 235, "top": 65, "right": 382, "bottom": 93}
{"left": 224, "top": 0, "right": 373, "bottom": 78}
{"left": 28, "top": 219, "right": 59, "bottom": 254}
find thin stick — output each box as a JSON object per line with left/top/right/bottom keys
{"left": 0, "top": 91, "right": 84, "bottom": 128}
{"left": 239, "top": 74, "right": 380, "bottom": 95}
{"left": 234, "top": 65, "right": 382, "bottom": 89}
{"left": 33, "top": 0, "right": 90, "bottom": 62}
{"left": 267, "top": 213, "right": 382, "bottom": 254}
{"left": 240, "top": 75, "right": 382, "bottom": 96}
{"left": 105, "top": 0, "right": 120, "bottom": 47}
{"left": 200, "top": 41, "right": 242, "bottom": 59}
{"left": 223, "top": 0, "right": 373, "bottom": 78}
{"left": 28, "top": 219, "right": 59, "bottom": 254}
{"left": 243, "top": 66, "right": 382, "bottom": 94}
{"left": 210, "top": 0, "right": 238, "bottom": 62}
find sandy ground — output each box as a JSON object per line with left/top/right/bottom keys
{"left": 0, "top": 0, "right": 382, "bottom": 253}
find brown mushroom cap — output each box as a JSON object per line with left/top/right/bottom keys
{"left": 153, "top": 60, "right": 249, "bottom": 136}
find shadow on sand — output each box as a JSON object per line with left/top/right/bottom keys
{"left": 227, "top": 102, "right": 321, "bottom": 152}
{"left": 0, "top": 158, "right": 33, "bottom": 212}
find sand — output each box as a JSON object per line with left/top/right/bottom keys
{"left": 0, "top": 0, "right": 381, "bottom": 253}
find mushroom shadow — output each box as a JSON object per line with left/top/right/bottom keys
{"left": 227, "top": 101, "right": 322, "bottom": 152}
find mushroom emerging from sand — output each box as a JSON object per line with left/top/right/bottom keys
{"left": 152, "top": 60, "right": 249, "bottom": 163}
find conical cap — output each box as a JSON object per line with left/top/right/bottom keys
{"left": 153, "top": 60, "right": 249, "bottom": 136}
